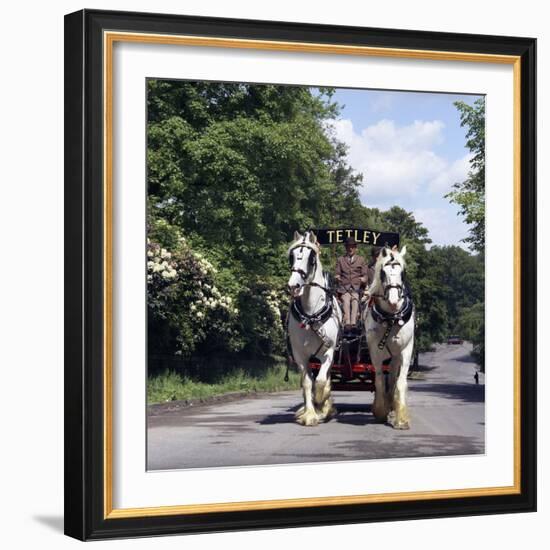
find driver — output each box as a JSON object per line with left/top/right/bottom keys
{"left": 335, "top": 237, "right": 369, "bottom": 331}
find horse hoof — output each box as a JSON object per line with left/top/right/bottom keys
{"left": 296, "top": 410, "right": 319, "bottom": 426}
{"left": 392, "top": 420, "right": 410, "bottom": 430}
{"left": 299, "top": 417, "right": 319, "bottom": 427}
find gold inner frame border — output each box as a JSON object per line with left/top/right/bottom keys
{"left": 102, "top": 30, "right": 522, "bottom": 520}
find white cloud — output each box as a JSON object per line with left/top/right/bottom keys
{"left": 330, "top": 118, "right": 470, "bottom": 203}
{"left": 429, "top": 154, "right": 472, "bottom": 194}
{"left": 413, "top": 207, "right": 470, "bottom": 250}
{"left": 370, "top": 94, "right": 393, "bottom": 113}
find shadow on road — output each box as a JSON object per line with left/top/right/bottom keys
{"left": 412, "top": 364, "right": 439, "bottom": 373}
{"left": 332, "top": 402, "right": 378, "bottom": 426}
{"left": 410, "top": 382, "right": 485, "bottom": 404}
{"left": 258, "top": 402, "right": 377, "bottom": 426}
{"left": 258, "top": 411, "right": 298, "bottom": 425}
{"left": 335, "top": 433, "right": 484, "bottom": 458}
{"left": 258, "top": 403, "right": 302, "bottom": 425}
{"left": 454, "top": 352, "right": 478, "bottom": 364}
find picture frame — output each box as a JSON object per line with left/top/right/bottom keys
{"left": 64, "top": 8, "right": 537, "bottom": 541}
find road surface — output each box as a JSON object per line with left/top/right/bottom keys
{"left": 147, "top": 342, "right": 484, "bottom": 470}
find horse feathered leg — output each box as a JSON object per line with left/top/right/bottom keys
{"left": 391, "top": 345, "right": 413, "bottom": 430}
{"left": 386, "top": 357, "right": 399, "bottom": 424}
{"left": 295, "top": 365, "right": 319, "bottom": 426}
{"left": 314, "top": 351, "right": 336, "bottom": 422}
{"left": 372, "top": 363, "right": 390, "bottom": 422}
{"left": 366, "top": 312, "right": 391, "bottom": 423}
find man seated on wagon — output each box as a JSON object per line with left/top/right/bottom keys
{"left": 335, "top": 237, "right": 369, "bottom": 332}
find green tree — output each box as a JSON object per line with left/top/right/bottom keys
{"left": 428, "top": 246, "right": 484, "bottom": 333}
{"left": 382, "top": 206, "right": 432, "bottom": 245}
{"left": 446, "top": 98, "right": 485, "bottom": 253}
{"left": 445, "top": 98, "right": 486, "bottom": 368}
{"left": 147, "top": 81, "right": 363, "bottom": 361}
{"left": 406, "top": 242, "right": 449, "bottom": 351}
{"left": 456, "top": 302, "right": 485, "bottom": 371}
{"left": 146, "top": 80, "right": 486, "bottom": 369}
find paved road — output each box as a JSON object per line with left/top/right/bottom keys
{"left": 147, "top": 342, "right": 484, "bottom": 470}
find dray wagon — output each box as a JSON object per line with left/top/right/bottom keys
{"left": 309, "top": 326, "right": 391, "bottom": 392}
{"left": 289, "top": 227, "right": 417, "bottom": 391}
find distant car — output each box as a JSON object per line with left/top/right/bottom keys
{"left": 447, "top": 335, "right": 463, "bottom": 345}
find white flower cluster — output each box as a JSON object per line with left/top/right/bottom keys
{"left": 192, "top": 251, "right": 218, "bottom": 275}
{"left": 147, "top": 247, "right": 178, "bottom": 282}
{"left": 192, "top": 284, "right": 238, "bottom": 317}
{"left": 264, "top": 290, "right": 281, "bottom": 319}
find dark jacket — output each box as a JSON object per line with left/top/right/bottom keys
{"left": 335, "top": 254, "right": 369, "bottom": 293}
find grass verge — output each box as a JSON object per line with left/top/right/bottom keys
{"left": 148, "top": 364, "right": 301, "bottom": 405}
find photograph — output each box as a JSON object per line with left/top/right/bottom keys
{"left": 145, "top": 80, "right": 487, "bottom": 471}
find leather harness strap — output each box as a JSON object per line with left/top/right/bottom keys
{"left": 288, "top": 289, "right": 339, "bottom": 362}
{"left": 371, "top": 294, "right": 414, "bottom": 326}
{"left": 370, "top": 294, "right": 414, "bottom": 350}
{"left": 290, "top": 296, "right": 334, "bottom": 328}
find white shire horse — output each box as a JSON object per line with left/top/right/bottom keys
{"left": 287, "top": 231, "right": 343, "bottom": 426}
{"left": 362, "top": 245, "right": 415, "bottom": 429}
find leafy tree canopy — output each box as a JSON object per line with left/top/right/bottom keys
{"left": 146, "top": 80, "right": 485, "bottom": 368}
{"left": 446, "top": 98, "right": 485, "bottom": 253}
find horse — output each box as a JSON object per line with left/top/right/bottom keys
{"left": 286, "top": 230, "right": 343, "bottom": 426}
{"left": 362, "top": 245, "right": 415, "bottom": 429}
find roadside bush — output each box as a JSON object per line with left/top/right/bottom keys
{"left": 147, "top": 218, "right": 289, "bottom": 365}
{"left": 147, "top": 229, "right": 243, "bottom": 357}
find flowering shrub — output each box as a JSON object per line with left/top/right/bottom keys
{"left": 238, "top": 282, "right": 288, "bottom": 357}
{"left": 147, "top": 218, "right": 289, "bottom": 362}
{"left": 147, "top": 245, "right": 177, "bottom": 283}
{"left": 147, "top": 235, "right": 243, "bottom": 356}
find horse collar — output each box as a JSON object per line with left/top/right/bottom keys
{"left": 371, "top": 295, "right": 413, "bottom": 326}
{"left": 290, "top": 297, "right": 333, "bottom": 328}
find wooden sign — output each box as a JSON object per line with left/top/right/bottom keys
{"left": 312, "top": 228, "right": 400, "bottom": 247}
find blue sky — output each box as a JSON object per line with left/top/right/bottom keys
{"left": 327, "top": 88, "right": 483, "bottom": 248}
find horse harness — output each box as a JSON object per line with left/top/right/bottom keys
{"left": 290, "top": 292, "right": 333, "bottom": 329}
{"left": 370, "top": 294, "right": 414, "bottom": 350}
{"left": 287, "top": 239, "right": 340, "bottom": 367}
{"left": 368, "top": 252, "right": 414, "bottom": 349}
{"left": 289, "top": 280, "right": 339, "bottom": 346}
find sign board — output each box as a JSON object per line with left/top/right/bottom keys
{"left": 311, "top": 228, "right": 400, "bottom": 248}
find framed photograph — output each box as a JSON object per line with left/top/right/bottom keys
{"left": 64, "top": 9, "right": 536, "bottom": 540}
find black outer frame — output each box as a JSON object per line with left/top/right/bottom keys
{"left": 64, "top": 9, "right": 537, "bottom": 541}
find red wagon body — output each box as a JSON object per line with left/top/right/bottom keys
{"left": 308, "top": 357, "right": 390, "bottom": 392}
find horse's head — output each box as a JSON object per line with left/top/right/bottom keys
{"left": 287, "top": 231, "right": 320, "bottom": 298}
{"left": 376, "top": 245, "right": 407, "bottom": 309}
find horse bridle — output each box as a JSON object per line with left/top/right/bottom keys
{"left": 379, "top": 257, "right": 405, "bottom": 300}
{"left": 288, "top": 244, "right": 317, "bottom": 281}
